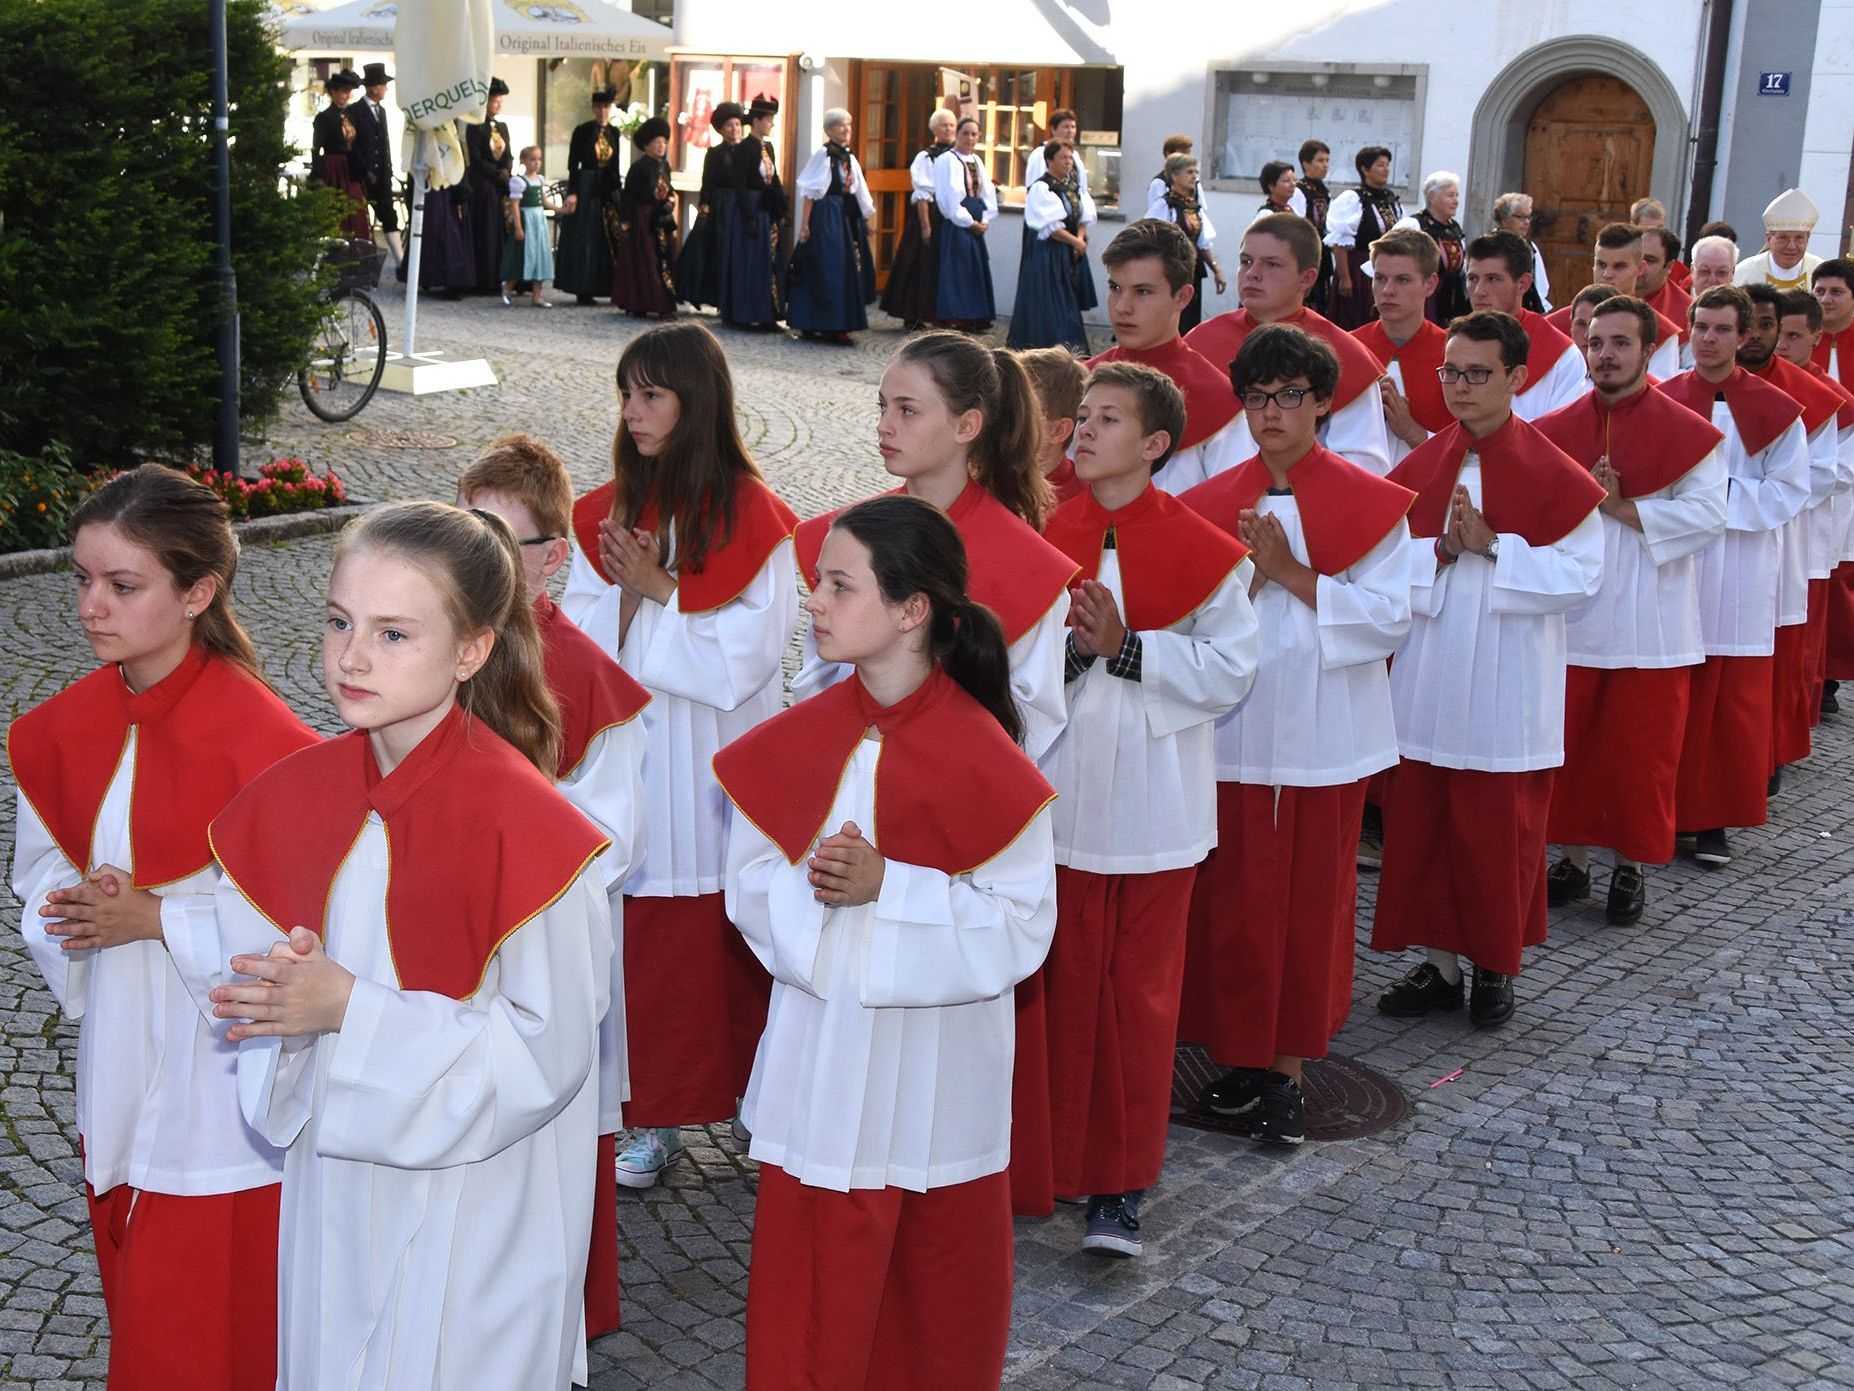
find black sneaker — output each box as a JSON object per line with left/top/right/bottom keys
{"left": 1769, "top": 767, "right": 1785, "bottom": 798}
{"left": 1080, "top": 1192, "right": 1143, "bottom": 1258}
{"left": 1693, "top": 828, "right": 1732, "bottom": 868}
{"left": 1468, "top": 967, "right": 1515, "bottom": 1027}
{"left": 1824, "top": 681, "right": 1841, "bottom": 715}
{"left": 1606, "top": 863, "right": 1646, "bottom": 925}
{"left": 1377, "top": 962, "right": 1464, "bottom": 1017}
{"left": 1200, "top": 1066, "right": 1272, "bottom": 1116}
{"left": 1250, "top": 1075, "right": 1306, "bottom": 1146}
{"left": 1356, "top": 802, "right": 1385, "bottom": 869}
{"left": 1546, "top": 858, "right": 1591, "bottom": 906}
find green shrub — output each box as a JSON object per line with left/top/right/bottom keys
{"left": 0, "top": 0, "right": 340, "bottom": 469}
{"left": 0, "top": 447, "right": 103, "bottom": 552}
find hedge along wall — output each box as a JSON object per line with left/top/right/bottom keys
{"left": 0, "top": 0, "right": 340, "bottom": 470}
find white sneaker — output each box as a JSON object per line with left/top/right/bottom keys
{"left": 613, "top": 1128, "right": 684, "bottom": 1189}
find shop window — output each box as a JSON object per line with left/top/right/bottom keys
{"left": 1207, "top": 63, "right": 1427, "bottom": 199}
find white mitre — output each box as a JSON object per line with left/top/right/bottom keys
{"left": 1762, "top": 188, "right": 1820, "bottom": 232}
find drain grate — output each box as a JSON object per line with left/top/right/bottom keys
{"left": 342, "top": 428, "right": 459, "bottom": 450}
{"left": 1171, "top": 1044, "right": 1408, "bottom": 1142}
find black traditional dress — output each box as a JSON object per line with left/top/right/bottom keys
{"left": 1326, "top": 182, "right": 1403, "bottom": 330}
{"left": 311, "top": 102, "right": 371, "bottom": 240}
{"left": 786, "top": 141, "right": 876, "bottom": 335}
{"left": 1414, "top": 209, "right": 1469, "bottom": 325}
{"left": 1298, "top": 175, "right": 1333, "bottom": 312}
{"left": 611, "top": 153, "right": 678, "bottom": 316}
{"left": 1153, "top": 187, "right": 1215, "bottom": 334}
{"left": 1008, "top": 173, "right": 1091, "bottom": 352}
{"left": 721, "top": 135, "right": 787, "bottom": 327}
{"left": 396, "top": 121, "right": 477, "bottom": 292}
{"left": 463, "top": 116, "right": 512, "bottom": 295}
{"left": 879, "top": 141, "right": 950, "bottom": 327}
{"left": 674, "top": 140, "right": 737, "bottom": 310}
{"left": 556, "top": 120, "right": 621, "bottom": 301}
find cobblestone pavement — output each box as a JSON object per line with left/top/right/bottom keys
{"left": 3, "top": 285, "right": 1852, "bottom": 1390}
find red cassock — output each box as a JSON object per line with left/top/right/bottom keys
{"left": 1535, "top": 388, "right": 1724, "bottom": 864}
{"left": 533, "top": 593, "right": 651, "bottom": 1340}
{"left": 1645, "top": 279, "right": 1694, "bottom": 343}
{"left": 8, "top": 645, "right": 317, "bottom": 1391}
{"left": 1659, "top": 369, "right": 1804, "bottom": 832}
{"left": 1751, "top": 355, "right": 1850, "bottom": 751}
{"left": 1810, "top": 328, "right": 1854, "bottom": 681}
{"left": 1037, "top": 486, "right": 1249, "bottom": 1197}
{"left": 713, "top": 667, "right": 1054, "bottom": 1391}
{"left": 1176, "top": 447, "right": 1413, "bottom": 1062}
{"left": 1184, "top": 306, "right": 1384, "bottom": 414}
{"left": 1086, "top": 335, "right": 1242, "bottom": 451}
{"left": 1353, "top": 318, "right": 1454, "bottom": 435}
{"left": 1375, "top": 417, "right": 1606, "bottom": 973}
{"left": 574, "top": 475, "right": 798, "bottom": 1127}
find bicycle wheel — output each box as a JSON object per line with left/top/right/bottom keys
{"left": 298, "top": 289, "right": 387, "bottom": 422}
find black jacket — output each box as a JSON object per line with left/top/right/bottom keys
{"left": 464, "top": 118, "right": 513, "bottom": 202}
{"left": 567, "top": 120, "right": 623, "bottom": 202}
{"left": 347, "top": 97, "right": 393, "bottom": 192}
{"left": 731, "top": 136, "right": 787, "bottom": 222}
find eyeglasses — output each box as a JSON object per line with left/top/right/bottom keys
{"left": 1434, "top": 366, "right": 1506, "bottom": 385}
{"left": 1239, "top": 387, "right": 1311, "bottom": 410}
{"left": 517, "top": 534, "right": 563, "bottom": 547}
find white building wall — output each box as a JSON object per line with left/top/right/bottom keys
{"left": 1799, "top": 0, "right": 1854, "bottom": 257}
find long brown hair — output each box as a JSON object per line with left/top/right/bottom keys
{"left": 610, "top": 321, "right": 763, "bottom": 575}
{"left": 894, "top": 332, "right": 1051, "bottom": 530}
{"left": 70, "top": 464, "right": 262, "bottom": 679}
{"left": 335, "top": 502, "right": 562, "bottom": 774}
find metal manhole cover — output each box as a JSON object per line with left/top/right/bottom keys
{"left": 1171, "top": 1044, "right": 1407, "bottom": 1142}
{"left": 343, "top": 428, "right": 459, "bottom": 449}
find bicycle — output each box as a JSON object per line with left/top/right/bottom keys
{"left": 298, "top": 237, "right": 388, "bottom": 422}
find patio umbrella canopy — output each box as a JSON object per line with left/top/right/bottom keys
{"left": 278, "top": 0, "right": 670, "bottom": 60}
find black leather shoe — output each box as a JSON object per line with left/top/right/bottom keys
{"left": 1546, "top": 857, "right": 1591, "bottom": 906}
{"left": 1201, "top": 1066, "right": 1271, "bottom": 1116}
{"left": 1377, "top": 963, "right": 1464, "bottom": 1017}
{"left": 1769, "top": 767, "right": 1785, "bottom": 798}
{"left": 1606, "top": 863, "right": 1646, "bottom": 924}
{"left": 1469, "top": 967, "right": 1515, "bottom": 1027}
{"left": 1693, "top": 828, "right": 1732, "bottom": 867}
{"left": 1824, "top": 681, "right": 1841, "bottom": 715}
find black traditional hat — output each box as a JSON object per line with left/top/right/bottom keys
{"left": 325, "top": 69, "right": 362, "bottom": 92}
{"left": 747, "top": 96, "right": 779, "bottom": 120}
{"left": 592, "top": 86, "right": 619, "bottom": 105}
{"left": 636, "top": 116, "right": 671, "bottom": 146}
{"left": 712, "top": 101, "right": 746, "bottom": 127}
{"left": 488, "top": 77, "right": 510, "bottom": 97}
{"left": 360, "top": 62, "right": 392, "bottom": 85}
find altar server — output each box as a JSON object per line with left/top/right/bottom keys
{"left": 718, "top": 495, "right": 1056, "bottom": 1391}
{"left": 1464, "top": 231, "right": 1589, "bottom": 420}
{"left": 1038, "top": 361, "right": 1258, "bottom": 1254}
{"left": 1353, "top": 226, "right": 1452, "bottom": 467}
{"left": 563, "top": 322, "right": 800, "bottom": 1186}
{"left": 191, "top": 502, "right": 612, "bottom": 1391}
{"left": 1177, "top": 326, "right": 1413, "bottom": 1138}
{"left": 10, "top": 466, "right": 316, "bottom": 1391}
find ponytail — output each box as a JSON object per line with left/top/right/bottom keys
{"left": 335, "top": 503, "right": 563, "bottom": 774}
{"left": 70, "top": 464, "right": 264, "bottom": 681}
{"left": 831, "top": 493, "right": 1025, "bottom": 745}
{"left": 894, "top": 333, "right": 1052, "bottom": 531}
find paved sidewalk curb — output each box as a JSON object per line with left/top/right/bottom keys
{"left": 0, "top": 500, "right": 376, "bottom": 580}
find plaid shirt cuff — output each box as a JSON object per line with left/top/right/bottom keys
{"left": 1064, "top": 632, "right": 1097, "bottom": 683}
{"left": 1105, "top": 629, "right": 1144, "bottom": 682}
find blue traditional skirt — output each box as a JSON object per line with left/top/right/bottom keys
{"left": 1007, "top": 232, "right": 1088, "bottom": 352}
{"left": 500, "top": 206, "right": 554, "bottom": 283}
{"left": 786, "top": 193, "right": 875, "bottom": 333}
{"left": 720, "top": 187, "right": 785, "bottom": 326}
{"left": 397, "top": 186, "right": 474, "bottom": 290}
{"left": 935, "top": 195, "right": 996, "bottom": 323}
{"left": 674, "top": 188, "right": 736, "bottom": 309}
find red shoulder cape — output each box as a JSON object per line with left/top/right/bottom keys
{"left": 1748, "top": 355, "right": 1847, "bottom": 437}
{"left": 1390, "top": 414, "right": 1607, "bottom": 546}
{"left": 1352, "top": 319, "right": 1451, "bottom": 432}
{"left": 1657, "top": 368, "right": 1803, "bottom": 460}
{"left": 1181, "top": 443, "right": 1414, "bottom": 575}
{"left": 1045, "top": 456, "right": 1086, "bottom": 506}
{"left": 571, "top": 476, "right": 798, "bottom": 614}
{"left": 1645, "top": 280, "right": 1694, "bottom": 342}
{"left": 794, "top": 483, "right": 1078, "bottom": 646}
{"left": 1184, "top": 307, "right": 1384, "bottom": 413}
{"left": 1086, "top": 337, "right": 1241, "bottom": 451}
{"left": 7, "top": 645, "right": 316, "bottom": 888}
{"left": 712, "top": 665, "right": 1054, "bottom": 874}
{"left": 1042, "top": 484, "right": 1247, "bottom": 630}
{"left": 210, "top": 703, "right": 609, "bottom": 1000}
{"left": 1543, "top": 303, "right": 1680, "bottom": 348}
{"left": 1804, "top": 360, "right": 1854, "bottom": 430}
{"left": 1534, "top": 385, "right": 1724, "bottom": 498}
{"left": 1516, "top": 309, "right": 1578, "bottom": 396}
{"left": 534, "top": 595, "right": 651, "bottom": 778}
{"left": 1813, "top": 325, "right": 1854, "bottom": 394}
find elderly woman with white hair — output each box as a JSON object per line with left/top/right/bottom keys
{"left": 1145, "top": 150, "right": 1225, "bottom": 333}
{"left": 879, "top": 109, "right": 957, "bottom": 329}
{"left": 1492, "top": 191, "right": 1552, "bottom": 311}
{"left": 1392, "top": 170, "right": 1468, "bottom": 323}
{"left": 788, "top": 107, "right": 877, "bottom": 342}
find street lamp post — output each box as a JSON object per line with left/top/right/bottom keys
{"left": 210, "top": 0, "right": 240, "bottom": 475}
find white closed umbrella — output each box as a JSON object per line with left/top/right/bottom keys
{"left": 395, "top": 0, "right": 492, "bottom": 359}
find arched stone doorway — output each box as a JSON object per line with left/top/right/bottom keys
{"left": 1466, "top": 36, "right": 1687, "bottom": 300}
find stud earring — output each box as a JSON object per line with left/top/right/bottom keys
{"left": 185, "top": 610, "right": 195, "bottom": 620}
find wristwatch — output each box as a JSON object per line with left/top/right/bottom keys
{"left": 1482, "top": 536, "right": 1500, "bottom": 562}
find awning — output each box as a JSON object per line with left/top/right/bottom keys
{"left": 276, "top": 0, "right": 671, "bottom": 61}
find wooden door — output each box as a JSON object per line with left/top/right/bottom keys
{"left": 854, "top": 63, "right": 922, "bottom": 288}
{"left": 1523, "top": 76, "right": 1656, "bottom": 302}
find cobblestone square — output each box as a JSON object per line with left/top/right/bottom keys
{"left": 2, "top": 286, "right": 1850, "bottom": 1389}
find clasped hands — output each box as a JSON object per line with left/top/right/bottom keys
{"left": 41, "top": 866, "right": 161, "bottom": 951}
{"left": 1436, "top": 485, "right": 1496, "bottom": 562}
{"left": 211, "top": 927, "right": 355, "bottom": 1043}
{"left": 808, "top": 821, "right": 884, "bottom": 906}
{"left": 1068, "top": 578, "right": 1126, "bottom": 658}
{"left": 596, "top": 518, "right": 676, "bottom": 605}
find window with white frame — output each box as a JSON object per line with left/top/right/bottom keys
{"left": 1206, "top": 64, "right": 1426, "bottom": 199}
